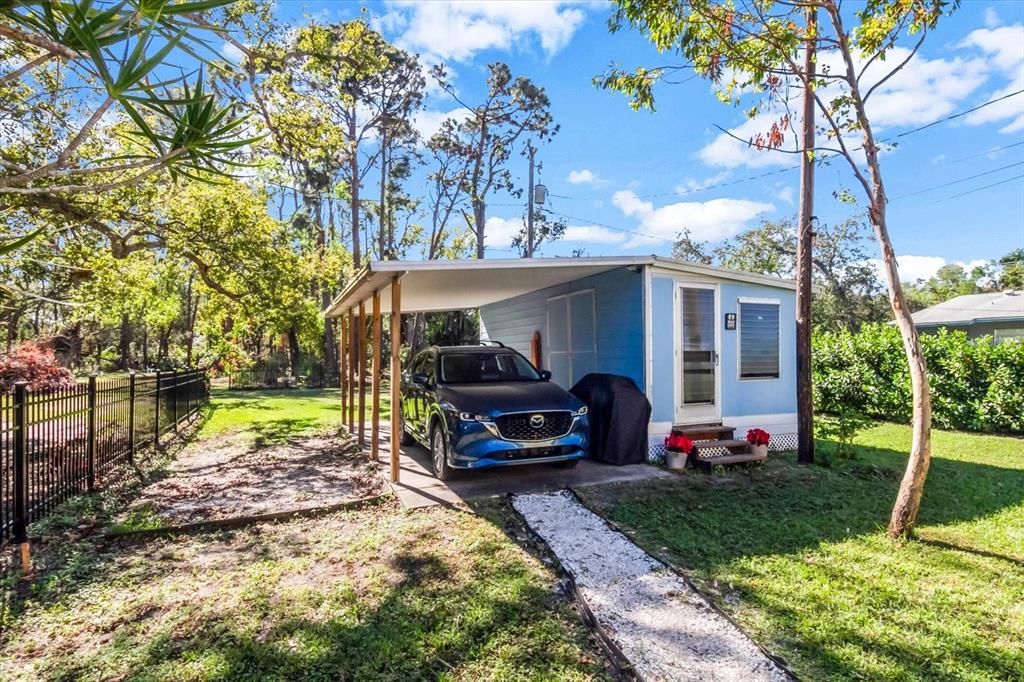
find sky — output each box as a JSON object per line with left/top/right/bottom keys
{"left": 266, "top": 0, "right": 1024, "bottom": 282}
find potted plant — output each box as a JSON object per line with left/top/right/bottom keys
{"left": 746, "top": 428, "right": 771, "bottom": 460}
{"left": 663, "top": 433, "right": 695, "bottom": 470}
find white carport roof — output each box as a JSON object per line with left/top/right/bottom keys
{"left": 324, "top": 255, "right": 796, "bottom": 318}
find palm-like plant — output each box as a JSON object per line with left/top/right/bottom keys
{"left": 0, "top": 0, "right": 253, "bottom": 198}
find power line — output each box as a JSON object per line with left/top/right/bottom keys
{"left": 543, "top": 208, "right": 673, "bottom": 243}
{"left": 890, "top": 161, "right": 1024, "bottom": 200}
{"left": 882, "top": 89, "right": 1024, "bottom": 142}
{"left": 632, "top": 89, "right": 1024, "bottom": 201}
{"left": 941, "top": 173, "right": 1024, "bottom": 201}
{"left": 946, "top": 140, "right": 1024, "bottom": 164}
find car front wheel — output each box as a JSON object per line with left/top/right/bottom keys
{"left": 430, "top": 426, "right": 454, "bottom": 482}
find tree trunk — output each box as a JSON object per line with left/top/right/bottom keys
{"left": 287, "top": 326, "right": 301, "bottom": 374}
{"left": 873, "top": 203, "right": 933, "bottom": 538}
{"left": 349, "top": 113, "right": 361, "bottom": 266}
{"left": 474, "top": 199, "right": 486, "bottom": 259}
{"left": 117, "top": 313, "right": 131, "bottom": 370}
{"left": 379, "top": 132, "right": 388, "bottom": 259}
{"left": 824, "top": 1, "right": 933, "bottom": 539}
{"left": 141, "top": 325, "right": 149, "bottom": 369}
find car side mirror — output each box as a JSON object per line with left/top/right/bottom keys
{"left": 539, "top": 370, "right": 552, "bottom": 381}
{"left": 412, "top": 372, "right": 430, "bottom": 387}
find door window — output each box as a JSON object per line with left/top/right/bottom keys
{"left": 680, "top": 287, "right": 716, "bottom": 404}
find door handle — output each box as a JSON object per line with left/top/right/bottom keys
{"left": 714, "top": 351, "right": 719, "bottom": 366}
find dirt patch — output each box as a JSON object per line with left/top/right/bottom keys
{"left": 122, "top": 429, "right": 384, "bottom": 525}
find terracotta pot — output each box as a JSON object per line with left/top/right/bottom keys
{"left": 665, "top": 449, "right": 689, "bottom": 470}
{"left": 751, "top": 443, "right": 769, "bottom": 460}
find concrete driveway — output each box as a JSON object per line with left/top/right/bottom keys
{"left": 372, "top": 421, "right": 670, "bottom": 508}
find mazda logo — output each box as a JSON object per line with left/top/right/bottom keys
{"left": 529, "top": 414, "right": 545, "bottom": 429}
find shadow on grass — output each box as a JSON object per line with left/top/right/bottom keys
{"left": 581, "top": 442, "right": 1024, "bottom": 568}
{"left": 575, "top": 438, "right": 1024, "bottom": 681}
{"left": 248, "top": 417, "right": 323, "bottom": 448}
{"left": 3, "top": 508, "right": 603, "bottom": 681}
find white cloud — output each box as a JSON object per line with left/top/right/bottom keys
{"left": 221, "top": 41, "right": 245, "bottom": 64}
{"left": 960, "top": 24, "right": 1024, "bottom": 134}
{"left": 984, "top": 7, "right": 1001, "bottom": 29}
{"left": 868, "top": 256, "right": 991, "bottom": 284}
{"left": 485, "top": 216, "right": 521, "bottom": 249}
{"left": 698, "top": 47, "right": 989, "bottom": 169}
{"left": 931, "top": 153, "right": 947, "bottom": 165}
{"left": 562, "top": 225, "right": 626, "bottom": 244}
{"left": 412, "top": 107, "right": 472, "bottom": 140}
{"left": 612, "top": 190, "right": 774, "bottom": 247}
{"left": 675, "top": 170, "right": 730, "bottom": 193}
{"left": 776, "top": 185, "right": 795, "bottom": 205}
{"left": 386, "top": 1, "right": 588, "bottom": 63}
{"left": 567, "top": 168, "right": 601, "bottom": 185}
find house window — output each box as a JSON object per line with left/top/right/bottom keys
{"left": 993, "top": 328, "right": 1024, "bottom": 344}
{"left": 739, "top": 300, "right": 780, "bottom": 379}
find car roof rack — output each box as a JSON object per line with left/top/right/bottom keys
{"left": 478, "top": 340, "right": 506, "bottom": 348}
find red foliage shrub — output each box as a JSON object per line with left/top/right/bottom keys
{"left": 0, "top": 340, "right": 77, "bottom": 393}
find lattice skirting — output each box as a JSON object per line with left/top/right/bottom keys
{"left": 646, "top": 433, "right": 798, "bottom": 464}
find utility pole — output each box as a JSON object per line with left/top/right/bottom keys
{"left": 526, "top": 140, "right": 536, "bottom": 258}
{"left": 796, "top": 4, "right": 816, "bottom": 465}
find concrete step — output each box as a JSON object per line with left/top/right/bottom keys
{"left": 692, "top": 451, "right": 768, "bottom": 472}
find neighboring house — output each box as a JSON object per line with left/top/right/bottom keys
{"left": 326, "top": 256, "right": 798, "bottom": 462}
{"left": 912, "top": 291, "right": 1024, "bottom": 343}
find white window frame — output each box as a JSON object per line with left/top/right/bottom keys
{"left": 546, "top": 289, "right": 597, "bottom": 386}
{"left": 737, "top": 296, "right": 782, "bottom": 382}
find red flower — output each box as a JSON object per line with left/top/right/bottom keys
{"left": 664, "top": 433, "right": 695, "bottom": 454}
{"left": 746, "top": 428, "right": 771, "bottom": 446}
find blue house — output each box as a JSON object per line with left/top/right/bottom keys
{"left": 326, "top": 256, "right": 797, "bottom": 463}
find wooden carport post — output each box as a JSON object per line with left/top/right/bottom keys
{"left": 347, "top": 308, "right": 356, "bottom": 434}
{"left": 370, "top": 290, "right": 382, "bottom": 462}
{"left": 357, "top": 300, "right": 367, "bottom": 446}
{"left": 339, "top": 313, "right": 347, "bottom": 427}
{"left": 389, "top": 277, "right": 402, "bottom": 483}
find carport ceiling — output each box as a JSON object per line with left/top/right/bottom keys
{"left": 324, "top": 256, "right": 652, "bottom": 317}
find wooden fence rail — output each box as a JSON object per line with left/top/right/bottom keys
{"left": 0, "top": 369, "right": 209, "bottom": 549}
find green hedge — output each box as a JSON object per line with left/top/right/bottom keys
{"left": 813, "top": 324, "right": 1024, "bottom": 433}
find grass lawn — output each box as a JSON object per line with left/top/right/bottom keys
{"left": 201, "top": 388, "right": 390, "bottom": 446}
{"left": 1, "top": 389, "right": 607, "bottom": 681}
{"left": 1, "top": 503, "right": 606, "bottom": 681}
{"left": 578, "top": 423, "right": 1024, "bottom": 681}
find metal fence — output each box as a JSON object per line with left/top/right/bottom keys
{"left": 226, "top": 364, "right": 334, "bottom": 390}
{"left": 0, "top": 369, "right": 209, "bottom": 547}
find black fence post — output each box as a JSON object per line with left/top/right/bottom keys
{"left": 154, "top": 370, "right": 162, "bottom": 447}
{"left": 86, "top": 374, "right": 97, "bottom": 493}
{"left": 12, "top": 382, "right": 28, "bottom": 547}
{"left": 171, "top": 369, "right": 179, "bottom": 433}
{"left": 127, "top": 372, "right": 136, "bottom": 464}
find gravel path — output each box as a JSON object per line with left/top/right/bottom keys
{"left": 512, "top": 490, "right": 789, "bottom": 682}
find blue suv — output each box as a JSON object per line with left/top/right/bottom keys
{"left": 399, "top": 344, "right": 590, "bottom": 480}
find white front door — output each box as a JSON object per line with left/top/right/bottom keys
{"left": 674, "top": 283, "right": 721, "bottom": 424}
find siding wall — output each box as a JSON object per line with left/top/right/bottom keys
{"left": 649, "top": 272, "right": 797, "bottom": 423}
{"left": 479, "top": 267, "right": 645, "bottom": 389}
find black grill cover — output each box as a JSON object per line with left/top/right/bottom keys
{"left": 570, "top": 373, "right": 651, "bottom": 465}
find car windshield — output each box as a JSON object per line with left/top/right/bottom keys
{"left": 440, "top": 352, "right": 541, "bottom": 383}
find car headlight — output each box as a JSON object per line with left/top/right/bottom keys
{"left": 574, "top": 405, "right": 589, "bottom": 416}
{"left": 459, "top": 411, "right": 492, "bottom": 422}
